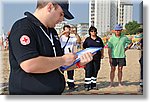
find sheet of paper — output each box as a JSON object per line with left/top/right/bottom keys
{"left": 60, "top": 47, "right": 102, "bottom": 71}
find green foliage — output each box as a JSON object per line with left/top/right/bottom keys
{"left": 125, "top": 21, "right": 140, "bottom": 35}
{"left": 121, "top": 30, "right": 128, "bottom": 35}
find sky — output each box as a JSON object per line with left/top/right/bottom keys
{"left": 0, "top": 0, "right": 142, "bottom": 34}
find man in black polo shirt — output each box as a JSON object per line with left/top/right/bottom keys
{"left": 8, "top": 0, "right": 93, "bottom": 95}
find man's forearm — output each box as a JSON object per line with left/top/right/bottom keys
{"left": 20, "top": 56, "right": 65, "bottom": 74}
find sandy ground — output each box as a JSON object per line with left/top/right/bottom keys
{"left": 0, "top": 48, "right": 142, "bottom": 95}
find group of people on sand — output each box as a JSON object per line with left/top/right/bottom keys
{"left": 60, "top": 23, "right": 133, "bottom": 92}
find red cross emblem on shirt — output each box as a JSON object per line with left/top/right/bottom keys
{"left": 20, "top": 35, "right": 30, "bottom": 45}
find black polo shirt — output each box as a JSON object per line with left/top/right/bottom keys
{"left": 9, "top": 12, "right": 65, "bottom": 95}
{"left": 83, "top": 36, "right": 104, "bottom": 60}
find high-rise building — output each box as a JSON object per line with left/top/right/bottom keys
{"left": 89, "top": 0, "right": 118, "bottom": 36}
{"left": 55, "top": 21, "right": 68, "bottom": 35}
{"left": 110, "top": 0, "right": 118, "bottom": 31}
{"left": 139, "top": 1, "right": 143, "bottom": 24}
{"left": 89, "top": 0, "right": 133, "bottom": 36}
{"left": 77, "top": 23, "right": 89, "bottom": 38}
{"left": 118, "top": 0, "right": 133, "bottom": 29}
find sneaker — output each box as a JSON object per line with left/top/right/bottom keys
{"left": 69, "top": 86, "right": 75, "bottom": 90}
{"left": 84, "top": 84, "right": 91, "bottom": 91}
{"left": 68, "top": 87, "right": 75, "bottom": 92}
{"left": 91, "top": 86, "right": 98, "bottom": 90}
{"left": 91, "top": 83, "right": 97, "bottom": 89}
{"left": 85, "top": 87, "right": 90, "bottom": 91}
{"left": 69, "top": 85, "right": 79, "bottom": 91}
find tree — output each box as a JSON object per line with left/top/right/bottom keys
{"left": 121, "top": 29, "right": 128, "bottom": 35}
{"left": 125, "top": 21, "right": 140, "bottom": 35}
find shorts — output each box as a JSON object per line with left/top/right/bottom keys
{"left": 112, "top": 58, "right": 126, "bottom": 67}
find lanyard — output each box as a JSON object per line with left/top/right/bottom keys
{"left": 40, "top": 26, "right": 64, "bottom": 75}
{"left": 40, "top": 26, "right": 56, "bottom": 57}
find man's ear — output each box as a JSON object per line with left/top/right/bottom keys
{"left": 46, "top": 2, "right": 54, "bottom": 12}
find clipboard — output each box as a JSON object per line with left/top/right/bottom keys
{"left": 60, "top": 47, "right": 102, "bottom": 71}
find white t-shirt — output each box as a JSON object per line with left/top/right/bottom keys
{"left": 60, "top": 35, "right": 77, "bottom": 54}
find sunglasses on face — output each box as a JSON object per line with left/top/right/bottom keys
{"left": 90, "top": 30, "right": 96, "bottom": 32}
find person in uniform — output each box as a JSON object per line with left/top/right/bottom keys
{"left": 83, "top": 26, "right": 104, "bottom": 91}
{"left": 8, "top": 0, "right": 93, "bottom": 95}
{"left": 60, "top": 25, "right": 81, "bottom": 90}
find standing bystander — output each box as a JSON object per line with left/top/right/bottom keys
{"left": 59, "top": 25, "right": 81, "bottom": 90}
{"left": 83, "top": 26, "right": 104, "bottom": 91}
{"left": 108, "top": 24, "right": 133, "bottom": 87}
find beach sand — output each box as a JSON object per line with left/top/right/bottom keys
{"left": 0, "top": 49, "right": 142, "bottom": 95}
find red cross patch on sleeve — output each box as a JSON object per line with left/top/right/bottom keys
{"left": 20, "top": 35, "right": 30, "bottom": 45}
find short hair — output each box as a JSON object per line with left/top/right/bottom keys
{"left": 36, "top": 0, "right": 57, "bottom": 9}
{"left": 63, "top": 25, "right": 71, "bottom": 30}
{"left": 89, "top": 26, "right": 97, "bottom": 35}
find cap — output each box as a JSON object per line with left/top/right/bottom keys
{"left": 114, "top": 24, "right": 123, "bottom": 31}
{"left": 57, "top": 0, "right": 74, "bottom": 19}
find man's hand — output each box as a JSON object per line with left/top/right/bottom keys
{"left": 62, "top": 52, "right": 93, "bottom": 67}
{"left": 79, "top": 52, "right": 93, "bottom": 66}
{"left": 61, "top": 31, "right": 67, "bottom": 35}
{"left": 62, "top": 53, "right": 77, "bottom": 66}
